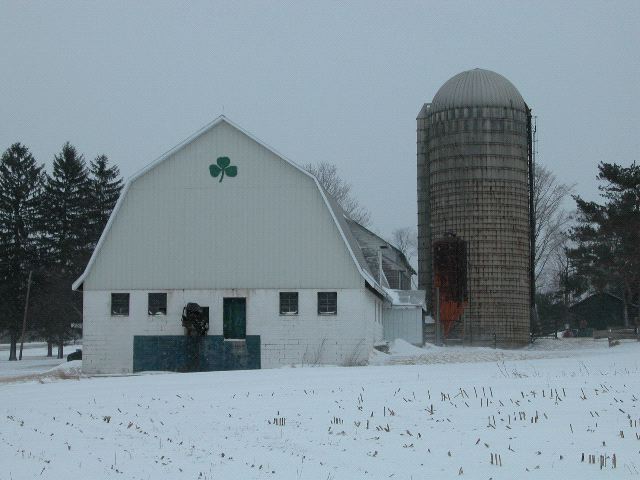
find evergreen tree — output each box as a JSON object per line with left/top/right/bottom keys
{"left": 88, "top": 154, "right": 122, "bottom": 245}
{"left": 41, "top": 142, "right": 92, "bottom": 266}
{"left": 570, "top": 161, "right": 640, "bottom": 327}
{"left": 0, "top": 143, "right": 44, "bottom": 360}
{"left": 40, "top": 142, "right": 91, "bottom": 357}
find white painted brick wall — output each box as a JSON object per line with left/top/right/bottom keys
{"left": 82, "top": 287, "right": 383, "bottom": 374}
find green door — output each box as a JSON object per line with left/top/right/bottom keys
{"left": 223, "top": 298, "right": 246, "bottom": 339}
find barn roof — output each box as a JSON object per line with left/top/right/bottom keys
{"left": 569, "top": 292, "right": 639, "bottom": 310}
{"left": 344, "top": 218, "right": 416, "bottom": 279}
{"left": 72, "top": 116, "right": 387, "bottom": 298}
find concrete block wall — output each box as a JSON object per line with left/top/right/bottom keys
{"left": 82, "top": 287, "right": 383, "bottom": 374}
{"left": 256, "top": 288, "right": 384, "bottom": 368}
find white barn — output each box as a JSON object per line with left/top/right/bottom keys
{"left": 73, "top": 116, "right": 407, "bottom": 374}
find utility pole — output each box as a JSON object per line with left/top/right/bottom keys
{"left": 18, "top": 270, "right": 33, "bottom": 361}
{"left": 378, "top": 245, "right": 388, "bottom": 286}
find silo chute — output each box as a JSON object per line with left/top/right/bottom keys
{"left": 433, "top": 236, "right": 468, "bottom": 337}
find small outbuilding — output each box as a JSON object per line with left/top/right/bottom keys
{"left": 569, "top": 293, "right": 639, "bottom": 330}
{"left": 382, "top": 289, "right": 426, "bottom": 346}
{"left": 74, "top": 117, "right": 419, "bottom": 374}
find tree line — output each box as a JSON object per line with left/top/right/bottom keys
{"left": 0, "top": 142, "right": 123, "bottom": 360}
{"left": 568, "top": 162, "right": 640, "bottom": 325}
{"left": 536, "top": 161, "right": 640, "bottom": 332}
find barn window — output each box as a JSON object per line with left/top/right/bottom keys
{"left": 111, "top": 293, "right": 130, "bottom": 316}
{"left": 148, "top": 293, "right": 167, "bottom": 315}
{"left": 279, "top": 292, "right": 298, "bottom": 315}
{"left": 318, "top": 292, "right": 337, "bottom": 315}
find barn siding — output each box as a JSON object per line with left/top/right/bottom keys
{"left": 83, "top": 120, "right": 362, "bottom": 291}
{"left": 383, "top": 307, "right": 423, "bottom": 345}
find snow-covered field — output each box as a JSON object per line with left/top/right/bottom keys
{"left": 0, "top": 343, "right": 80, "bottom": 380}
{"left": 2, "top": 339, "right": 640, "bottom": 479}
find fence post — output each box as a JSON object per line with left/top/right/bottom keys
{"left": 435, "top": 287, "right": 441, "bottom": 346}
{"left": 18, "top": 270, "right": 33, "bottom": 361}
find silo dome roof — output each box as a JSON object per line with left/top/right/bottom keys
{"left": 431, "top": 68, "right": 526, "bottom": 112}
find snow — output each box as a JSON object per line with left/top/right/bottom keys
{"left": 2, "top": 339, "right": 640, "bottom": 479}
{"left": 0, "top": 343, "right": 77, "bottom": 380}
{"left": 46, "top": 360, "right": 83, "bottom": 376}
{"left": 383, "top": 287, "right": 401, "bottom": 304}
{"left": 382, "top": 288, "right": 425, "bottom": 306}
{"left": 388, "top": 338, "right": 428, "bottom": 356}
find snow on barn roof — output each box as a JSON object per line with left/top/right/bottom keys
{"left": 569, "top": 291, "right": 639, "bottom": 310}
{"left": 72, "top": 116, "right": 388, "bottom": 299}
{"left": 383, "top": 288, "right": 426, "bottom": 308}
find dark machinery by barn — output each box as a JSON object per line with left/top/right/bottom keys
{"left": 182, "top": 303, "right": 209, "bottom": 336}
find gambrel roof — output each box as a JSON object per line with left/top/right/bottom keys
{"left": 73, "top": 116, "right": 387, "bottom": 298}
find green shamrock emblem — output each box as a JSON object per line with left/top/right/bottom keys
{"left": 209, "top": 156, "right": 238, "bottom": 182}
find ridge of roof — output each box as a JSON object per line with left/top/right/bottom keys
{"left": 569, "top": 291, "right": 640, "bottom": 310}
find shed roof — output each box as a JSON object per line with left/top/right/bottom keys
{"left": 383, "top": 288, "right": 426, "bottom": 308}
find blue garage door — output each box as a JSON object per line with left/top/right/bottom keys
{"left": 133, "top": 335, "right": 260, "bottom": 372}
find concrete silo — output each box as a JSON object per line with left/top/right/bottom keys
{"left": 417, "top": 68, "right": 534, "bottom": 346}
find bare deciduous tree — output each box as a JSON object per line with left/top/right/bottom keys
{"left": 304, "top": 161, "right": 371, "bottom": 226}
{"left": 534, "top": 164, "right": 574, "bottom": 288}
{"left": 391, "top": 227, "right": 417, "bottom": 262}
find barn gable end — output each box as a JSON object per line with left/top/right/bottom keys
{"left": 75, "top": 117, "right": 367, "bottom": 291}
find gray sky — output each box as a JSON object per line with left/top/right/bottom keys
{"left": 1, "top": 1, "right": 638, "bottom": 239}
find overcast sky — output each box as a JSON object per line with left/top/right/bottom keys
{"left": 1, "top": 1, "right": 638, "bottom": 239}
